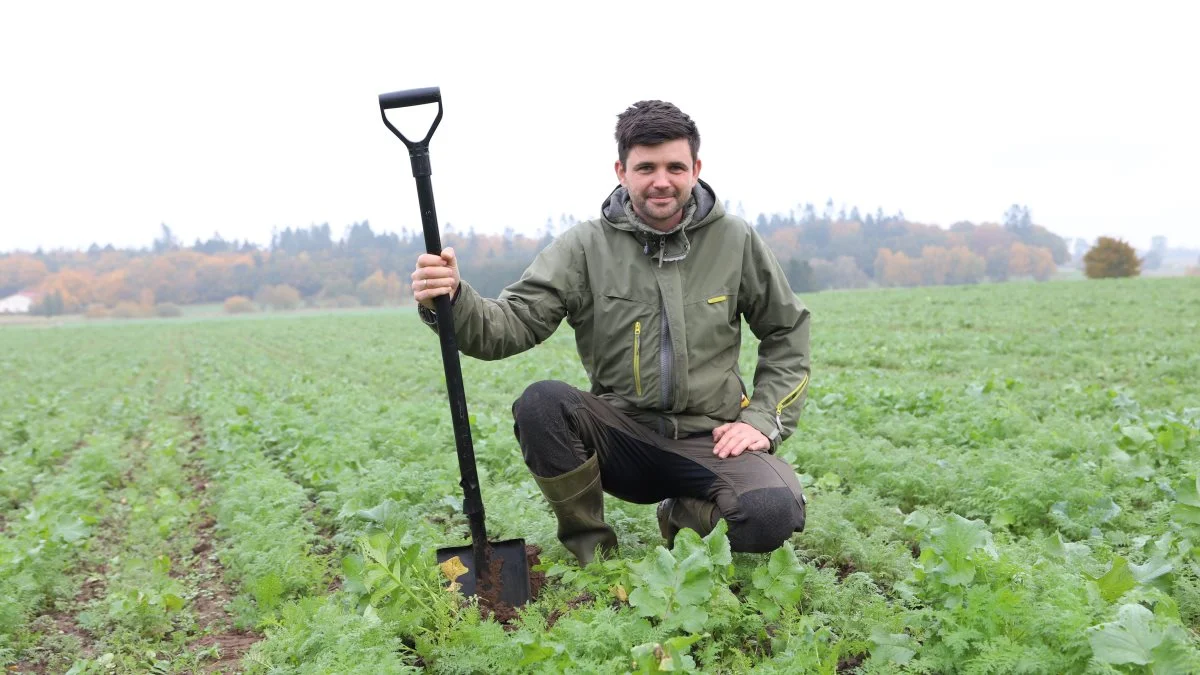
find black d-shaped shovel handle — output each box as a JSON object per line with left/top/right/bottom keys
{"left": 378, "top": 86, "right": 490, "bottom": 568}
{"left": 380, "top": 86, "right": 440, "bottom": 110}
{"left": 379, "top": 87, "right": 444, "bottom": 175}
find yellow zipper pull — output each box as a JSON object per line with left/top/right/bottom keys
{"left": 633, "top": 319, "right": 643, "bottom": 393}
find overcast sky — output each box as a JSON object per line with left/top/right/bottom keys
{"left": 2, "top": 1, "right": 1197, "bottom": 254}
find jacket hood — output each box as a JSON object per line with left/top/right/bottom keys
{"left": 600, "top": 179, "right": 723, "bottom": 266}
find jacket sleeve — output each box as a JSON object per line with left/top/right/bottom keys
{"left": 735, "top": 228, "right": 811, "bottom": 451}
{"left": 418, "top": 236, "right": 576, "bottom": 361}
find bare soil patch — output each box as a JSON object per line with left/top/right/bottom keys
{"left": 178, "top": 415, "right": 263, "bottom": 671}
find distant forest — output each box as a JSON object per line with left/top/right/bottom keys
{"left": 1, "top": 202, "right": 1082, "bottom": 316}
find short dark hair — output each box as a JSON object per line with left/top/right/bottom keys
{"left": 615, "top": 100, "right": 700, "bottom": 166}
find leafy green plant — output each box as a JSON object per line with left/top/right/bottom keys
{"left": 1172, "top": 474, "right": 1200, "bottom": 556}
{"left": 515, "top": 631, "right": 575, "bottom": 671}
{"left": 341, "top": 522, "right": 458, "bottom": 639}
{"left": 627, "top": 520, "right": 732, "bottom": 633}
{"left": 763, "top": 616, "right": 843, "bottom": 674}
{"left": 902, "top": 512, "right": 997, "bottom": 607}
{"left": 1089, "top": 553, "right": 1174, "bottom": 604}
{"left": 630, "top": 633, "right": 705, "bottom": 673}
{"left": 1088, "top": 603, "right": 1199, "bottom": 672}
{"left": 869, "top": 626, "right": 916, "bottom": 666}
{"left": 746, "top": 543, "right": 807, "bottom": 621}
{"left": 542, "top": 555, "right": 631, "bottom": 598}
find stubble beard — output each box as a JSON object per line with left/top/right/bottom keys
{"left": 634, "top": 190, "right": 684, "bottom": 229}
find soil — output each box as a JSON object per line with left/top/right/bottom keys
{"left": 180, "top": 415, "right": 263, "bottom": 671}
{"left": 35, "top": 443, "right": 143, "bottom": 666}
{"left": 192, "top": 631, "right": 263, "bottom": 674}
{"left": 545, "top": 591, "right": 596, "bottom": 629}
{"left": 477, "top": 549, "right": 518, "bottom": 624}
{"left": 835, "top": 559, "right": 859, "bottom": 581}
{"left": 837, "top": 653, "right": 865, "bottom": 672}
{"left": 473, "top": 543, "right": 546, "bottom": 627}
{"left": 526, "top": 545, "right": 546, "bottom": 599}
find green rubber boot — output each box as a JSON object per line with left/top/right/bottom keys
{"left": 657, "top": 497, "right": 719, "bottom": 549}
{"left": 533, "top": 455, "right": 618, "bottom": 565}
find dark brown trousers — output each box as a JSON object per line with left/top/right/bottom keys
{"left": 512, "top": 380, "right": 806, "bottom": 553}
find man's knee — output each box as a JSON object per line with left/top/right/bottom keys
{"left": 512, "top": 380, "right": 583, "bottom": 477}
{"left": 512, "top": 380, "right": 576, "bottom": 430}
{"left": 726, "top": 487, "right": 806, "bottom": 553}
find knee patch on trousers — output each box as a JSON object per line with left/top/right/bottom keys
{"left": 511, "top": 380, "right": 587, "bottom": 478}
{"left": 726, "top": 487, "right": 806, "bottom": 553}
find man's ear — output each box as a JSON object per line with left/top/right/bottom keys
{"left": 614, "top": 159, "right": 626, "bottom": 186}
{"left": 693, "top": 157, "right": 702, "bottom": 180}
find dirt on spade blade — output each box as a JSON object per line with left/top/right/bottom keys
{"left": 473, "top": 544, "right": 544, "bottom": 627}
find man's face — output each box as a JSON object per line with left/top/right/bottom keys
{"left": 615, "top": 138, "right": 702, "bottom": 232}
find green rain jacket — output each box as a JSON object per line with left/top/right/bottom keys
{"left": 421, "top": 180, "right": 811, "bottom": 450}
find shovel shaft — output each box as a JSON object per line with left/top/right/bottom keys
{"left": 408, "top": 149, "right": 490, "bottom": 579}
{"left": 380, "top": 87, "right": 500, "bottom": 595}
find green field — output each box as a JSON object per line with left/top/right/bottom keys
{"left": 2, "top": 277, "right": 1199, "bottom": 673}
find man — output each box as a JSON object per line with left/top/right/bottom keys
{"left": 412, "top": 100, "right": 809, "bottom": 565}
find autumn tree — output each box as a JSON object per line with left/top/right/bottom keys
{"left": 1083, "top": 237, "right": 1141, "bottom": 279}
{"left": 92, "top": 269, "right": 132, "bottom": 307}
{"left": 874, "top": 249, "right": 921, "bottom": 287}
{"left": 986, "top": 246, "right": 1011, "bottom": 281}
{"left": 384, "top": 271, "right": 406, "bottom": 304}
{"left": 826, "top": 257, "right": 870, "bottom": 289}
{"left": 0, "top": 255, "right": 50, "bottom": 295}
{"left": 945, "top": 246, "right": 986, "bottom": 284}
{"left": 257, "top": 284, "right": 302, "bottom": 310}
{"left": 34, "top": 269, "right": 101, "bottom": 312}
{"left": 357, "top": 270, "right": 390, "bottom": 306}
{"left": 224, "top": 296, "right": 257, "bottom": 314}
{"left": 1028, "top": 247, "right": 1057, "bottom": 281}
{"left": 919, "top": 246, "right": 954, "bottom": 285}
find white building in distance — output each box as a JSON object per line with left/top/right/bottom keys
{"left": 0, "top": 292, "right": 37, "bottom": 314}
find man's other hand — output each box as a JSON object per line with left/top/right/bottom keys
{"left": 412, "top": 247, "right": 460, "bottom": 309}
{"left": 712, "top": 422, "right": 770, "bottom": 459}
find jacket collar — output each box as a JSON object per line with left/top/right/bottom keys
{"left": 599, "top": 180, "right": 724, "bottom": 266}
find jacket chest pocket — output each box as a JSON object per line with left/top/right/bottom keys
{"left": 593, "top": 292, "right": 659, "bottom": 404}
{"left": 682, "top": 291, "right": 739, "bottom": 365}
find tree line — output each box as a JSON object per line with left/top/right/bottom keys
{"left": 1, "top": 203, "right": 1070, "bottom": 316}
{"left": 756, "top": 202, "right": 1067, "bottom": 292}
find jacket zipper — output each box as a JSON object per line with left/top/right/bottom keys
{"left": 660, "top": 307, "right": 672, "bottom": 410}
{"left": 774, "top": 372, "right": 810, "bottom": 433}
{"left": 633, "top": 321, "right": 642, "bottom": 397}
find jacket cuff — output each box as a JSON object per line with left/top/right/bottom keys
{"left": 417, "top": 303, "right": 438, "bottom": 326}
{"left": 415, "top": 285, "right": 463, "bottom": 329}
{"left": 737, "top": 408, "right": 783, "bottom": 454}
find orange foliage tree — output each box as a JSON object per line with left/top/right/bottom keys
{"left": 1028, "top": 247, "right": 1057, "bottom": 281}
{"left": 0, "top": 255, "right": 49, "bottom": 294}
{"left": 1084, "top": 237, "right": 1141, "bottom": 279}
{"left": 874, "top": 249, "right": 922, "bottom": 287}
{"left": 36, "top": 269, "right": 98, "bottom": 312}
